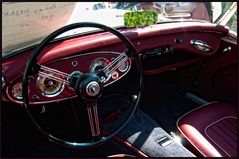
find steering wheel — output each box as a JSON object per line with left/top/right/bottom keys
{"left": 22, "top": 22, "right": 143, "bottom": 149}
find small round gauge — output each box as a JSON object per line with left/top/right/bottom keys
{"left": 118, "top": 60, "right": 129, "bottom": 73}
{"left": 37, "top": 73, "right": 64, "bottom": 97}
{"left": 111, "top": 71, "right": 119, "bottom": 80}
{"left": 89, "top": 58, "right": 111, "bottom": 82}
{"left": 12, "top": 82, "right": 25, "bottom": 99}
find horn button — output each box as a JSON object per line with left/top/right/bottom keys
{"left": 69, "top": 72, "right": 103, "bottom": 101}
{"left": 86, "top": 81, "right": 100, "bottom": 97}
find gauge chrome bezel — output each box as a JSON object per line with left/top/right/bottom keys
{"left": 36, "top": 74, "right": 65, "bottom": 98}
{"left": 118, "top": 60, "right": 129, "bottom": 73}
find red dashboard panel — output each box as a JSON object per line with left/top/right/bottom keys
{"left": 2, "top": 22, "right": 229, "bottom": 105}
{"left": 5, "top": 52, "right": 131, "bottom": 104}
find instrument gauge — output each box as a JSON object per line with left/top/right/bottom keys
{"left": 111, "top": 57, "right": 129, "bottom": 73}
{"left": 12, "top": 82, "right": 26, "bottom": 100}
{"left": 37, "top": 73, "right": 64, "bottom": 97}
{"left": 89, "top": 58, "right": 111, "bottom": 82}
{"left": 118, "top": 60, "right": 129, "bottom": 73}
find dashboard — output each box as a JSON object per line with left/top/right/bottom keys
{"left": 4, "top": 51, "right": 130, "bottom": 105}
{"left": 2, "top": 22, "right": 229, "bottom": 105}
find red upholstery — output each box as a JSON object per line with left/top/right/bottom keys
{"left": 177, "top": 102, "right": 237, "bottom": 157}
{"left": 107, "top": 154, "right": 135, "bottom": 158}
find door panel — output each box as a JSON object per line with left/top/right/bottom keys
{"left": 191, "top": 38, "right": 237, "bottom": 104}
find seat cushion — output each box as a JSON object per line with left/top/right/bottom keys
{"left": 177, "top": 102, "right": 237, "bottom": 157}
{"left": 107, "top": 154, "right": 135, "bottom": 157}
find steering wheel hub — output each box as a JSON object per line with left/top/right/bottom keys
{"left": 70, "top": 72, "right": 103, "bottom": 100}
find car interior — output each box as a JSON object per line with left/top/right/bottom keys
{"left": 1, "top": 2, "right": 238, "bottom": 158}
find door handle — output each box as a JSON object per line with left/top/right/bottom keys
{"left": 190, "top": 40, "right": 212, "bottom": 52}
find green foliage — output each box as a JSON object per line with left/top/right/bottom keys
{"left": 124, "top": 10, "right": 158, "bottom": 27}
{"left": 226, "top": 12, "right": 237, "bottom": 33}
{"left": 221, "top": 2, "right": 230, "bottom": 13}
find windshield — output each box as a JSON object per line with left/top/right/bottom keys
{"left": 2, "top": 2, "right": 236, "bottom": 56}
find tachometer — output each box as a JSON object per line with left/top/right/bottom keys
{"left": 36, "top": 73, "right": 64, "bottom": 97}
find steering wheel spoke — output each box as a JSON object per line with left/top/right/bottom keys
{"left": 100, "top": 53, "right": 129, "bottom": 83}
{"left": 37, "top": 64, "right": 71, "bottom": 85}
{"left": 86, "top": 101, "right": 101, "bottom": 137}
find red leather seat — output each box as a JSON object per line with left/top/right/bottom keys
{"left": 177, "top": 102, "right": 237, "bottom": 157}
{"left": 107, "top": 154, "right": 135, "bottom": 158}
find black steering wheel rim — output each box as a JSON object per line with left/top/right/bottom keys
{"left": 22, "top": 22, "right": 143, "bottom": 149}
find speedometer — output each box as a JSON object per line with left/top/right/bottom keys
{"left": 36, "top": 73, "right": 64, "bottom": 97}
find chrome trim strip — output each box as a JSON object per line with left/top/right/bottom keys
{"left": 185, "top": 92, "right": 209, "bottom": 105}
